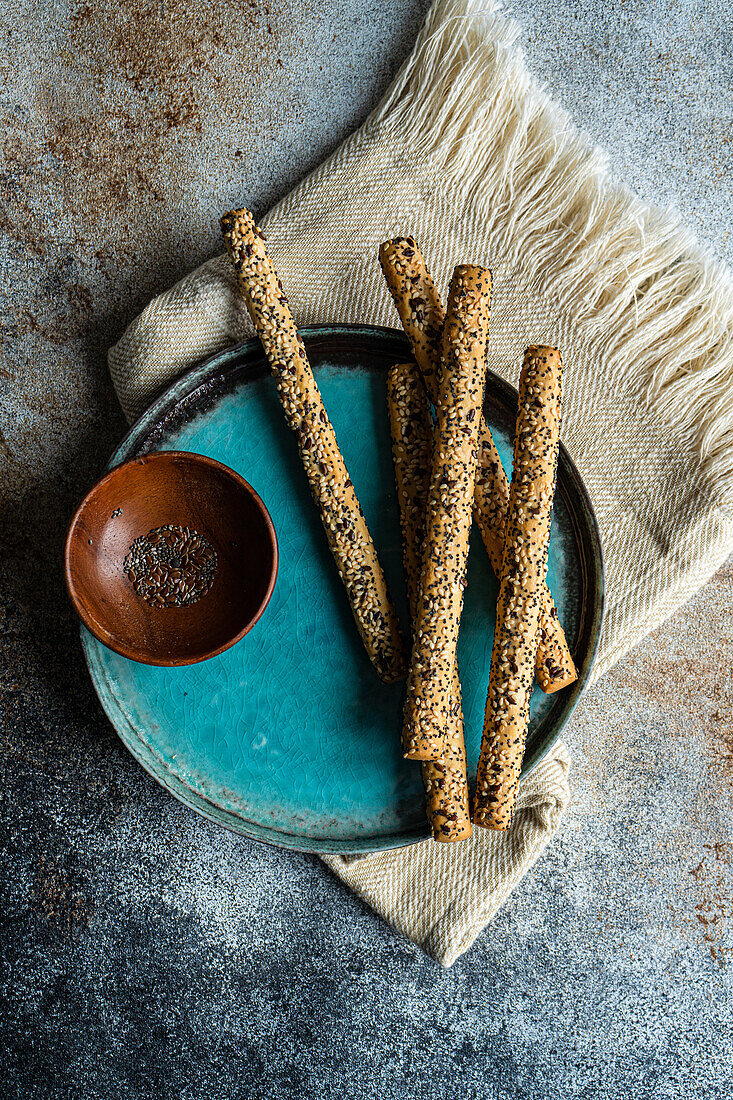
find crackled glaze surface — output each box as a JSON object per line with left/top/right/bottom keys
{"left": 84, "top": 329, "right": 599, "bottom": 851}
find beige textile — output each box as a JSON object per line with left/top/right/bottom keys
{"left": 108, "top": 0, "right": 733, "bottom": 966}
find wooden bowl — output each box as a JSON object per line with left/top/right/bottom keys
{"left": 65, "top": 451, "right": 278, "bottom": 665}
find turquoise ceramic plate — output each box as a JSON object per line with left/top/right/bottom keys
{"left": 84, "top": 325, "right": 603, "bottom": 853}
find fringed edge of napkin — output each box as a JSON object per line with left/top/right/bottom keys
{"left": 110, "top": 0, "right": 733, "bottom": 510}
{"left": 362, "top": 0, "right": 733, "bottom": 513}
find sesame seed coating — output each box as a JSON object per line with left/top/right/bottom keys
{"left": 400, "top": 264, "right": 491, "bottom": 761}
{"left": 221, "top": 208, "right": 407, "bottom": 683}
{"left": 473, "top": 346, "right": 563, "bottom": 831}
{"left": 378, "top": 238, "right": 576, "bottom": 694}
{"left": 387, "top": 362, "right": 472, "bottom": 843}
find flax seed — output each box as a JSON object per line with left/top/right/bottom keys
{"left": 123, "top": 524, "right": 218, "bottom": 608}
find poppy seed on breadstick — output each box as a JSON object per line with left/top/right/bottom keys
{"left": 221, "top": 208, "right": 407, "bottom": 683}
{"left": 387, "top": 362, "right": 471, "bottom": 842}
{"left": 378, "top": 238, "right": 576, "bottom": 695}
{"left": 401, "top": 264, "right": 491, "bottom": 761}
{"left": 474, "top": 346, "right": 563, "bottom": 830}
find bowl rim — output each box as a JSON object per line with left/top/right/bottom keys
{"left": 64, "top": 450, "right": 279, "bottom": 666}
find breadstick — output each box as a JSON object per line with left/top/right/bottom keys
{"left": 221, "top": 208, "right": 407, "bottom": 683}
{"left": 402, "top": 264, "right": 491, "bottom": 761}
{"left": 474, "top": 346, "right": 563, "bottom": 830}
{"left": 387, "top": 362, "right": 471, "bottom": 842}
{"left": 379, "top": 238, "right": 576, "bottom": 695}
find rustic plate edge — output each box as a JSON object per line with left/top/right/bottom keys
{"left": 84, "top": 324, "right": 604, "bottom": 853}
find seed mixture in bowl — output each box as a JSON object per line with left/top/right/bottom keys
{"left": 123, "top": 524, "right": 218, "bottom": 608}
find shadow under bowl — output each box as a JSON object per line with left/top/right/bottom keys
{"left": 65, "top": 451, "right": 278, "bottom": 665}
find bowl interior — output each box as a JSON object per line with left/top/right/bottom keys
{"left": 66, "top": 452, "right": 277, "bottom": 664}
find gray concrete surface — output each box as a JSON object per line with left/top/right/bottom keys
{"left": 1, "top": 1, "right": 732, "bottom": 1096}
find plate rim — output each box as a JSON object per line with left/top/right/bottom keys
{"left": 84, "top": 323, "right": 604, "bottom": 854}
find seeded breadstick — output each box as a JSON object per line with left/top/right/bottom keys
{"left": 402, "top": 264, "right": 491, "bottom": 761}
{"left": 221, "top": 208, "right": 407, "bottom": 683}
{"left": 474, "top": 346, "right": 563, "bottom": 830}
{"left": 378, "top": 238, "right": 576, "bottom": 695}
{"left": 387, "top": 362, "right": 472, "bottom": 842}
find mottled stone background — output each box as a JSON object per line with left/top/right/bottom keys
{"left": 2, "top": 0, "right": 732, "bottom": 1096}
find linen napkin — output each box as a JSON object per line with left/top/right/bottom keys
{"left": 108, "top": 0, "right": 733, "bottom": 966}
